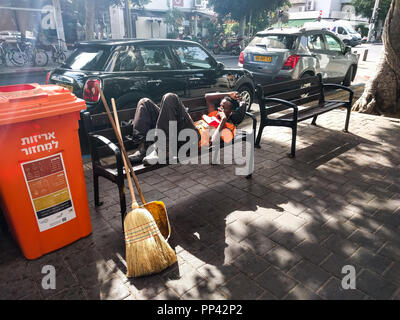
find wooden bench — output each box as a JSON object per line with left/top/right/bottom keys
{"left": 255, "top": 74, "right": 353, "bottom": 158}
{"left": 82, "top": 97, "right": 257, "bottom": 225}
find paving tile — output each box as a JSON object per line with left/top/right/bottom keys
{"left": 161, "top": 263, "right": 206, "bottom": 297}
{"left": 288, "top": 260, "right": 331, "bottom": 292}
{"left": 294, "top": 241, "right": 331, "bottom": 265}
{"left": 255, "top": 267, "right": 298, "bottom": 299}
{"left": 257, "top": 290, "right": 278, "bottom": 300}
{"left": 378, "top": 241, "right": 400, "bottom": 262}
{"left": 317, "top": 277, "right": 366, "bottom": 300}
{"left": 232, "top": 251, "right": 271, "bottom": 279}
{"left": 349, "top": 247, "right": 392, "bottom": 275}
{"left": 322, "top": 234, "right": 359, "bottom": 259}
{"left": 85, "top": 277, "right": 130, "bottom": 300}
{"left": 264, "top": 245, "right": 302, "bottom": 272}
{"left": 247, "top": 216, "right": 280, "bottom": 236}
{"left": 210, "top": 236, "right": 248, "bottom": 265}
{"left": 151, "top": 289, "right": 180, "bottom": 300}
{"left": 239, "top": 231, "right": 276, "bottom": 256}
{"left": 356, "top": 270, "right": 398, "bottom": 300}
{"left": 181, "top": 283, "right": 227, "bottom": 300}
{"left": 218, "top": 273, "right": 264, "bottom": 300}
{"left": 284, "top": 284, "right": 322, "bottom": 300}
{"left": 196, "top": 263, "right": 240, "bottom": 290}
{"left": 225, "top": 220, "right": 250, "bottom": 243}
{"left": 383, "top": 262, "right": 400, "bottom": 286}
{"left": 347, "top": 229, "right": 386, "bottom": 252}
{"left": 46, "top": 285, "right": 87, "bottom": 300}
{"left": 75, "top": 260, "right": 115, "bottom": 289}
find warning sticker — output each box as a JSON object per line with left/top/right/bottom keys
{"left": 21, "top": 153, "right": 76, "bottom": 232}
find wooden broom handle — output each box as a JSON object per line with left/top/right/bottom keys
{"left": 111, "top": 99, "right": 137, "bottom": 209}
{"left": 98, "top": 87, "right": 146, "bottom": 205}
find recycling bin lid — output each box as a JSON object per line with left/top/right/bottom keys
{"left": 0, "top": 83, "right": 86, "bottom": 126}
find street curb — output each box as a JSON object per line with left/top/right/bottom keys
{"left": 0, "top": 67, "right": 52, "bottom": 76}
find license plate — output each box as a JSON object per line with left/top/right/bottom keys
{"left": 56, "top": 83, "right": 73, "bottom": 92}
{"left": 254, "top": 55, "right": 272, "bottom": 63}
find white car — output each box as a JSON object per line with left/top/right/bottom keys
{"left": 303, "top": 20, "right": 361, "bottom": 47}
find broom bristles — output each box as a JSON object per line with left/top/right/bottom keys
{"left": 124, "top": 207, "right": 177, "bottom": 277}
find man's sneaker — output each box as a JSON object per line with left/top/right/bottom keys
{"left": 143, "top": 148, "right": 159, "bottom": 166}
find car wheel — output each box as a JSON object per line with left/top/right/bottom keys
{"left": 342, "top": 65, "right": 353, "bottom": 87}
{"left": 300, "top": 73, "right": 313, "bottom": 98}
{"left": 238, "top": 85, "right": 253, "bottom": 111}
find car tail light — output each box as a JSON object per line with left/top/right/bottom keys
{"left": 282, "top": 55, "right": 301, "bottom": 70}
{"left": 239, "top": 51, "right": 244, "bottom": 66}
{"left": 46, "top": 72, "right": 51, "bottom": 84}
{"left": 83, "top": 78, "right": 101, "bottom": 103}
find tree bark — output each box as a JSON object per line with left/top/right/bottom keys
{"left": 85, "top": 0, "right": 95, "bottom": 40}
{"left": 352, "top": 0, "right": 400, "bottom": 115}
{"left": 238, "top": 16, "right": 246, "bottom": 48}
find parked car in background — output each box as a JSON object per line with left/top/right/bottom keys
{"left": 303, "top": 20, "right": 362, "bottom": 47}
{"left": 238, "top": 27, "right": 358, "bottom": 86}
{"left": 47, "top": 39, "right": 255, "bottom": 115}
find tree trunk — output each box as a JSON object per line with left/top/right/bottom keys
{"left": 238, "top": 16, "right": 246, "bottom": 48}
{"left": 352, "top": 0, "right": 400, "bottom": 115}
{"left": 85, "top": 0, "right": 95, "bottom": 40}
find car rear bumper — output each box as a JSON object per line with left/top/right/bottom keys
{"left": 248, "top": 70, "right": 294, "bottom": 86}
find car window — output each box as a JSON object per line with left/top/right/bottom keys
{"left": 139, "top": 46, "right": 174, "bottom": 71}
{"left": 325, "top": 34, "right": 343, "bottom": 53}
{"left": 337, "top": 27, "right": 347, "bottom": 35}
{"left": 171, "top": 45, "right": 213, "bottom": 69}
{"left": 249, "top": 35, "right": 297, "bottom": 49}
{"left": 307, "top": 34, "right": 325, "bottom": 51}
{"left": 113, "top": 46, "right": 145, "bottom": 72}
{"left": 64, "top": 46, "right": 110, "bottom": 71}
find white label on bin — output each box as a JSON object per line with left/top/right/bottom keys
{"left": 21, "top": 153, "right": 76, "bottom": 232}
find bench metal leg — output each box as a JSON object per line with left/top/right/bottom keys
{"left": 311, "top": 116, "right": 318, "bottom": 125}
{"left": 117, "top": 181, "right": 127, "bottom": 231}
{"left": 289, "top": 124, "right": 297, "bottom": 158}
{"left": 343, "top": 105, "right": 351, "bottom": 133}
{"left": 93, "top": 173, "right": 103, "bottom": 206}
{"left": 255, "top": 124, "right": 264, "bottom": 149}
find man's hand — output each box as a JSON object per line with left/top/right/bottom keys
{"left": 218, "top": 106, "right": 229, "bottom": 122}
{"left": 229, "top": 91, "right": 242, "bottom": 100}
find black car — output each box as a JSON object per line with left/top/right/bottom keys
{"left": 47, "top": 39, "right": 255, "bottom": 114}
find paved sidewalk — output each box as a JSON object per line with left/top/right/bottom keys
{"left": 1, "top": 106, "right": 400, "bottom": 300}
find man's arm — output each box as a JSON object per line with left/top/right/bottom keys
{"left": 205, "top": 92, "right": 236, "bottom": 113}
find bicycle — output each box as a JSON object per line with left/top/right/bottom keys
{"left": 15, "top": 38, "right": 48, "bottom": 67}
{"left": 50, "top": 38, "right": 67, "bottom": 64}
{"left": 0, "top": 39, "right": 25, "bottom": 67}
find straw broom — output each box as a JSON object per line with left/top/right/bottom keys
{"left": 111, "top": 99, "right": 177, "bottom": 277}
{"left": 99, "top": 88, "right": 177, "bottom": 277}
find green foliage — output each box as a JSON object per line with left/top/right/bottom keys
{"left": 352, "top": 0, "right": 392, "bottom": 22}
{"left": 209, "top": 0, "right": 289, "bottom": 22}
{"left": 164, "top": 7, "right": 185, "bottom": 31}
{"left": 224, "top": 22, "right": 239, "bottom": 36}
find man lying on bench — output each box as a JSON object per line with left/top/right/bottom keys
{"left": 129, "top": 92, "right": 245, "bottom": 166}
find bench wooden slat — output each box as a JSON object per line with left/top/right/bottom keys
{"left": 260, "top": 76, "right": 321, "bottom": 95}
{"left": 267, "top": 85, "right": 321, "bottom": 101}
{"left": 277, "top": 101, "right": 345, "bottom": 122}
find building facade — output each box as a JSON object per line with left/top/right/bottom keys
{"left": 287, "top": 0, "right": 368, "bottom": 27}
{"left": 130, "top": 0, "right": 214, "bottom": 39}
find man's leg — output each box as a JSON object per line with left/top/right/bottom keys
{"left": 144, "top": 93, "right": 199, "bottom": 165}
{"left": 156, "top": 93, "right": 198, "bottom": 136}
{"left": 132, "top": 98, "right": 160, "bottom": 140}
{"left": 131, "top": 98, "right": 160, "bottom": 163}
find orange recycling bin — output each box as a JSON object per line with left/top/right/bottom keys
{"left": 0, "top": 83, "right": 92, "bottom": 260}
